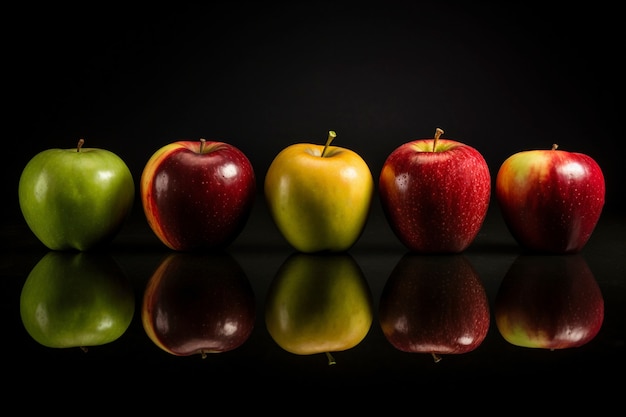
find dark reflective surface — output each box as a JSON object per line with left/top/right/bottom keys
{"left": 2, "top": 203, "right": 625, "bottom": 397}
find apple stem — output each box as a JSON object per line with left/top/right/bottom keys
{"left": 77, "top": 138, "right": 85, "bottom": 152}
{"left": 199, "top": 138, "right": 206, "bottom": 154}
{"left": 552, "top": 143, "right": 559, "bottom": 151}
{"left": 325, "top": 351, "right": 337, "bottom": 365}
{"left": 431, "top": 352, "right": 442, "bottom": 363}
{"left": 320, "top": 130, "right": 337, "bottom": 158}
{"left": 201, "top": 350, "right": 207, "bottom": 359}
{"left": 433, "top": 128, "right": 444, "bottom": 152}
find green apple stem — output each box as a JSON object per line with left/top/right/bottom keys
{"left": 320, "top": 130, "right": 337, "bottom": 158}
{"left": 432, "top": 128, "right": 444, "bottom": 152}
{"left": 77, "top": 138, "right": 85, "bottom": 152}
{"left": 325, "top": 351, "right": 337, "bottom": 365}
{"left": 431, "top": 352, "right": 442, "bottom": 363}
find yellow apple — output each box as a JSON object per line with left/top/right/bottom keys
{"left": 264, "top": 131, "right": 374, "bottom": 253}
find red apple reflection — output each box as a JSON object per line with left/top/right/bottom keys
{"left": 142, "top": 252, "right": 256, "bottom": 357}
{"left": 379, "top": 254, "right": 490, "bottom": 362}
{"left": 494, "top": 254, "right": 604, "bottom": 349}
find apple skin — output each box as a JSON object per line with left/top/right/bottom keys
{"left": 142, "top": 252, "right": 256, "bottom": 357}
{"left": 20, "top": 251, "right": 135, "bottom": 349}
{"left": 18, "top": 139, "right": 135, "bottom": 251}
{"left": 141, "top": 139, "right": 256, "bottom": 251}
{"left": 379, "top": 254, "right": 490, "bottom": 360}
{"left": 495, "top": 145, "right": 605, "bottom": 253}
{"left": 264, "top": 253, "right": 374, "bottom": 360}
{"left": 494, "top": 254, "right": 604, "bottom": 349}
{"left": 264, "top": 132, "right": 374, "bottom": 253}
{"left": 379, "top": 130, "right": 491, "bottom": 253}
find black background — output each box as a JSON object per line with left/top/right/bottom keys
{"left": 5, "top": 2, "right": 625, "bottom": 219}
{"left": 3, "top": 1, "right": 625, "bottom": 405}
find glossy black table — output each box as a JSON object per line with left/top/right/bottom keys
{"left": 3, "top": 201, "right": 624, "bottom": 399}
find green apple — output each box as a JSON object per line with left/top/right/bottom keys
{"left": 20, "top": 251, "right": 135, "bottom": 349}
{"left": 264, "top": 131, "right": 374, "bottom": 253}
{"left": 264, "top": 253, "right": 374, "bottom": 364}
{"left": 18, "top": 138, "right": 135, "bottom": 251}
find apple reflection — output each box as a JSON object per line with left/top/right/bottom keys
{"left": 494, "top": 254, "right": 604, "bottom": 350}
{"left": 379, "top": 254, "right": 490, "bottom": 362}
{"left": 20, "top": 251, "right": 135, "bottom": 351}
{"left": 264, "top": 253, "right": 374, "bottom": 365}
{"left": 141, "top": 252, "right": 255, "bottom": 358}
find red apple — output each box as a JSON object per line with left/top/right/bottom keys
{"left": 141, "top": 252, "right": 256, "bottom": 357}
{"left": 494, "top": 254, "right": 604, "bottom": 350}
{"left": 379, "top": 128, "right": 491, "bottom": 253}
{"left": 140, "top": 139, "right": 256, "bottom": 251}
{"left": 378, "top": 254, "right": 491, "bottom": 362}
{"left": 495, "top": 144, "right": 605, "bottom": 253}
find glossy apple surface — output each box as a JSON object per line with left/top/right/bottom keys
{"left": 265, "top": 253, "right": 373, "bottom": 363}
{"left": 142, "top": 252, "right": 256, "bottom": 357}
{"left": 20, "top": 251, "right": 135, "bottom": 349}
{"left": 379, "top": 254, "right": 490, "bottom": 361}
{"left": 495, "top": 144, "right": 605, "bottom": 253}
{"left": 264, "top": 131, "right": 374, "bottom": 253}
{"left": 379, "top": 128, "right": 490, "bottom": 253}
{"left": 141, "top": 139, "right": 256, "bottom": 251}
{"left": 495, "top": 254, "right": 604, "bottom": 349}
{"left": 18, "top": 139, "right": 135, "bottom": 251}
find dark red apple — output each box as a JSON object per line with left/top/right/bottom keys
{"left": 379, "top": 254, "right": 490, "bottom": 361}
{"left": 379, "top": 128, "right": 491, "bottom": 253}
{"left": 140, "top": 139, "right": 256, "bottom": 251}
{"left": 141, "top": 252, "right": 256, "bottom": 357}
{"left": 495, "top": 144, "right": 605, "bottom": 253}
{"left": 494, "top": 254, "right": 604, "bottom": 349}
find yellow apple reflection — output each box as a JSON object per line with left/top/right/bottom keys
{"left": 264, "top": 252, "right": 374, "bottom": 364}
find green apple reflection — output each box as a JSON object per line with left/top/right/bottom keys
{"left": 264, "top": 253, "right": 374, "bottom": 365}
{"left": 20, "top": 251, "right": 135, "bottom": 350}
{"left": 495, "top": 254, "right": 604, "bottom": 350}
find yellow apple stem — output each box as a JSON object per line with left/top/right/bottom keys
{"left": 77, "top": 138, "right": 85, "bottom": 152}
{"left": 431, "top": 352, "right": 442, "bottom": 363}
{"left": 432, "top": 128, "right": 444, "bottom": 152}
{"left": 320, "top": 130, "right": 337, "bottom": 157}
{"left": 552, "top": 143, "right": 559, "bottom": 150}
{"left": 325, "top": 351, "right": 337, "bottom": 365}
{"left": 200, "top": 138, "right": 206, "bottom": 154}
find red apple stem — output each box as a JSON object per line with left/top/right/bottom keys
{"left": 321, "top": 130, "right": 337, "bottom": 157}
{"left": 199, "top": 138, "right": 206, "bottom": 154}
{"left": 433, "top": 128, "right": 444, "bottom": 152}
{"left": 431, "top": 352, "right": 442, "bottom": 363}
{"left": 77, "top": 138, "right": 85, "bottom": 152}
{"left": 325, "top": 351, "right": 337, "bottom": 365}
{"left": 552, "top": 143, "right": 559, "bottom": 150}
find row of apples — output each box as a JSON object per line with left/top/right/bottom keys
{"left": 18, "top": 129, "right": 605, "bottom": 254}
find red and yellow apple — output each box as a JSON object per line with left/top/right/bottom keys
{"left": 264, "top": 131, "right": 374, "bottom": 253}
{"left": 379, "top": 128, "right": 491, "bottom": 253}
{"left": 495, "top": 144, "right": 605, "bottom": 253}
{"left": 140, "top": 139, "right": 256, "bottom": 251}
